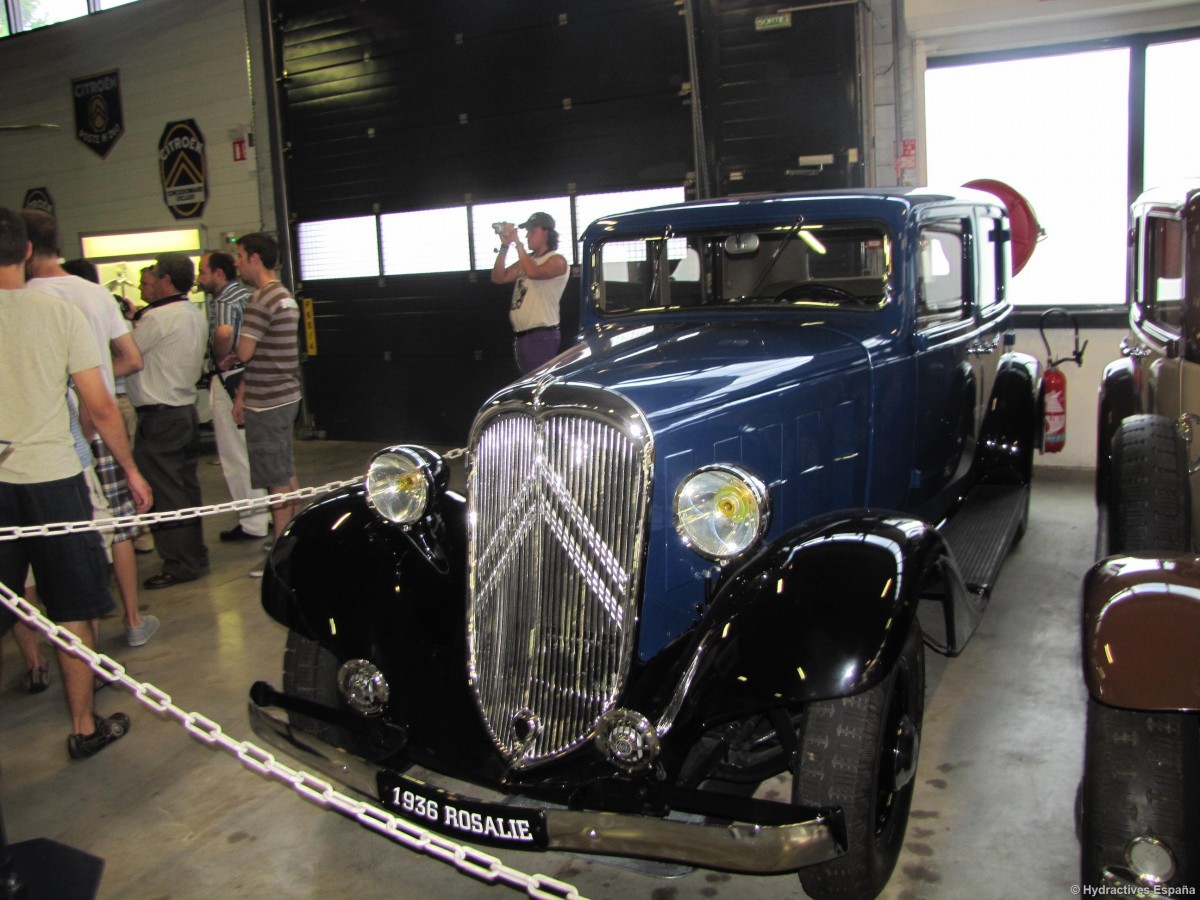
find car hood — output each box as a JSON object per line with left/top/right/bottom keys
{"left": 545, "top": 318, "right": 876, "bottom": 436}
{"left": 534, "top": 317, "right": 879, "bottom": 659}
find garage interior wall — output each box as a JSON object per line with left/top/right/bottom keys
{"left": 3, "top": 0, "right": 1200, "bottom": 463}
{"left": 0, "top": 0, "right": 267, "bottom": 258}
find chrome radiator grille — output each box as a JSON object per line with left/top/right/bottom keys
{"left": 467, "top": 384, "right": 652, "bottom": 768}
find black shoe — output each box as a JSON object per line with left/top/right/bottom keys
{"left": 22, "top": 664, "right": 50, "bottom": 694}
{"left": 220, "top": 525, "right": 265, "bottom": 543}
{"left": 143, "top": 572, "right": 197, "bottom": 590}
{"left": 68, "top": 712, "right": 131, "bottom": 760}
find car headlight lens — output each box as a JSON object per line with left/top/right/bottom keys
{"left": 674, "top": 465, "right": 770, "bottom": 561}
{"left": 365, "top": 446, "right": 439, "bottom": 524}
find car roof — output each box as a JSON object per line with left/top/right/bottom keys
{"left": 580, "top": 186, "right": 1005, "bottom": 242}
{"left": 1133, "top": 178, "right": 1200, "bottom": 213}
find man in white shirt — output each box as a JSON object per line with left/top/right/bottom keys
{"left": 491, "top": 211, "right": 569, "bottom": 374}
{"left": 125, "top": 253, "right": 208, "bottom": 589}
{"left": 0, "top": 206, "right": 152, "bottom": 759}
{"left": 22, "top": 209, "right": 160, "bottom": 646}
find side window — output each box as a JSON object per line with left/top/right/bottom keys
{"left": 917, "top": 220, "right": 968, "bottom": 329}
{"left": 1142, "top": 214, "right": 1184, "bottom": 328}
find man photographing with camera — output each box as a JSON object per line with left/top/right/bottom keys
{"left": 490, "top": 212, "right": 568, "bottom": 374}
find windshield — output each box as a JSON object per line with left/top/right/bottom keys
{"left": 592, "top": 222, "right": 892, "bottom": 315}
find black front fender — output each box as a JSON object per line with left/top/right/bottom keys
{"left": 264, "top": 486, "right": 467, "bottom": 649}
{"left": 659, "top": 511, "right": 943, "bottom": 738}
{"left": 261, "top": 486, "right": 482, "bottom": 756}
{"left": 978, "top": 350, "right": 1040, "bottom": 483}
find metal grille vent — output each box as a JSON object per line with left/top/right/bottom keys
{"left": 467, "top": 385, "right": 651, "bottom": 768}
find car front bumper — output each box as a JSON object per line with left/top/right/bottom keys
{"left": 247, "top": 699, "right": 845, "bottom": 874}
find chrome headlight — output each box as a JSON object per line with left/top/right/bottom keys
{"left": 365, "top": 445, "right": 444, "bottom": 525}
{"left": 674, "top": 465, "right": 770, "bottom": 561}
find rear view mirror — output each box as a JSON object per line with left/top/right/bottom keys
{"left": 724, "top": 233, "right": 760, "bottom": 255}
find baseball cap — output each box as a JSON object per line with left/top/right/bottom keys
{"left": 519, "top": 212, "right": 555, "bottom": 231}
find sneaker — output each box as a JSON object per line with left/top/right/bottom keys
{"left": 68, "top": 712, "right": 131, "bottom": 760}
{"left": 21, "top": 664, "right": 50, "bottom": 694}
{"left": 126, "top": 614, "right": 161, "bottom": 647}
{"left": 248, "top": 569, "right": 264, "bottom": 579}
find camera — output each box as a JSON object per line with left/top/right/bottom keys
{"left": 492, "top": 222, "right": 512, "bottom": 235}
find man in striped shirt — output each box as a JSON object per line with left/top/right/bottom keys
{"left": 226, "top": 233, "right": 302, "bottom": 539}
{"left": 198, "top": 251, "right": 270, "bottom": 544}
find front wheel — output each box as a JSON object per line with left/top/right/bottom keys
{"left": 1080, "top": 699, "right": 1199, "bottom": 888}
{"left": 1108, "top": 414, "right": 1191, "bottom": 553}
{"left": 794, "top": 622, "right": 925, "bottom": 899}
{"left": 282, "top": 630, "right": 376, "bottom": 758}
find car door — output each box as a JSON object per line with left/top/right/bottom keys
{"left": 910, "top": 213, "right": 977, "bottom": 514}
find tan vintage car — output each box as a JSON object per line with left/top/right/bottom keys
{"left": 1083, "top": 180, "right": 1200, "bottom": 890}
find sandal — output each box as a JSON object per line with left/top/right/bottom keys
{"left": 22, "top": 664, "right": 50, "bottom": 694}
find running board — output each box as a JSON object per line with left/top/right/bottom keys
{"left": 920, "top": 483, "right": 1028, "bottom": 655}
{"left": 940, "top": 483, "right": 1029, "bottom": 594}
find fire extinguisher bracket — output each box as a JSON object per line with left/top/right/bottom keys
{"left": 1039, "top": 308, "right": 1087, "bottom": 454}
{"left": 1039, "top": 307, "right": 1088, "bottom": 370}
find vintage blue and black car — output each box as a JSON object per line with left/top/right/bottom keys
{"left": 1084, "top": 180, "right": 1200, "bottom": 891}
{"left": 250, "top": 187, "right": 1041, "bottom": 899}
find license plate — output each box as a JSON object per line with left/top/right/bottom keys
{"left": 377, "top": 771, "right": 548, "bottom": 850}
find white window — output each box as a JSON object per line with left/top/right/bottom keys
{"left": 926, "top": 48, "right": 1130, "bottom": 305}
{"left": 14, "top": 0, "right": 86, "bottom": 30}
{"left": 1144, "top": 38, "right": 1200, "bottom": 190}
{"left": 472, "top": 197, "right": 573, "bottom": 267}
{"left": 575, "top": 187, "right": 686, "bottom": 237}
{"left": 296, "top": 216, "right": 379, "bottom": 281}
{"left": 380, "top": 206, "right": 470, "bottom": 275}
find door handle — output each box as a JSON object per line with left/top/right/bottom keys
{"left": 1120, "top": 337, "right": 1151, "bottom": 358}
{"left": 967, "top": 340, "right": 997, "bottom": 355}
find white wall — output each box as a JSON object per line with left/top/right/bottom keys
{"left": 0, "top": 0, "right": 265, "bottom": 258}
{"left": 1011, "top": 325, "right": 1125, "bottom": 470}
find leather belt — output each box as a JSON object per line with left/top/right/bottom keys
{"left": 514, "top": 325, "right": 559, "bottom": 338}
{"left": 134, "top": 403, "right": 181, "bottom": 414}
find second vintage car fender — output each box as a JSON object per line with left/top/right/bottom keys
{"left": 1095, "top": 356, "right": 1143, "bottom": 502}
{"left": 1082, "top": 553, "right": 1200, "bottom": 711}
{"left": 652, "top": 511, "right": 951, "bottom": 738}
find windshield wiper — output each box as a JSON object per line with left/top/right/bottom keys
{"left": 748, "top": 216, "right": 804, "bottom": 297}
{"left": 649, "top": 225, "right": 673, "bottom": 305}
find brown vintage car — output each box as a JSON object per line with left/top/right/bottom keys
{"left": 1083, "top": 180, "right": 1200, "bottom": 890}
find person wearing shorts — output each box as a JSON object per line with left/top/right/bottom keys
{"left": 0, "top": 205, "right": 153, "bottom": 758}
{"left": 222, "top": 232, "right": 302, "bottom": 540}
{"left": 23, "top": 210, "right": 160, "bottom": 642}
{"left": 91, "top": 436, "right": 159, "bottom": 645}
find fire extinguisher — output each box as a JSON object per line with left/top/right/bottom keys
{"left": 1039, "top": 308, "right": 1087, "bottom": 453}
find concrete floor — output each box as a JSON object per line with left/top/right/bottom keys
{"left": 0, "top": 443, "right": 1095, "bottom": 900}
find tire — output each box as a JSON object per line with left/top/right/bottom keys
{"left": 1080, "top": 699, "right": 1200, "bottom": 888}
{"left": 794, "top": 622, "right": 925, "bottom": 900}
{"left": 282, "top": 630, "right": 374, "bottom": 757}
{"left": 1108, "top": 415, "right": 1191, "bottom": 553}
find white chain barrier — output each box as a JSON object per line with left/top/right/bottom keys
{"left": 0, "top": 445, "right": 468, "bottom": 542}
{"left": 0, "top": 478, "right": 362, "bottom": 541}
{"left": 0, "top": 449, "right": 586, "bottom": 899}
